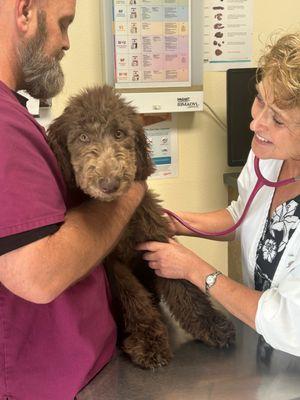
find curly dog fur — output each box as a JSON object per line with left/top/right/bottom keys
{"left": 47, "top": 85, "right": 235, "bottom": 369}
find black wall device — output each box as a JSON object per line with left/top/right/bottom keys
{"left": 226, "top": 67, "right": 258, "bottom": 166}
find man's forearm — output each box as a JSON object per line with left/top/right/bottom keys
{"left": 0, "top": 182, "right": 146, "bottom": 303}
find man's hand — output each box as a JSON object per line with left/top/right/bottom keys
{"left": 126, "top": 180, "right": 148, "bottom": 200}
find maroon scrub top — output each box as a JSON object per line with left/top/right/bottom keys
{"left": 0, "top": 81, "right": 117, "bottom": 400}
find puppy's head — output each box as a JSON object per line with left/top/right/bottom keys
{"left": 47, "top": 85, "right": 154, "bottom": 201}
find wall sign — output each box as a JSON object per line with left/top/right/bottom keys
{"left": 113, "top": 0, "right": 191, "bottom": 88}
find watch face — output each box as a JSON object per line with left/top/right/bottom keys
{"left": 206, "top": 275, "right": 215, "bottom": 285}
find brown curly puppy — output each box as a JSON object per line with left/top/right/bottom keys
{"left": 47, "top": 85, "right": 235, "bottom": 369}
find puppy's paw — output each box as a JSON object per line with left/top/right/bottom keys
{"left": 122, "top": 329, "right": 172, "bottom": 369}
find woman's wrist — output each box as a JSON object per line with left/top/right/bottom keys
{"left": 188, "top": 259, "right": 217, "bottom": 292}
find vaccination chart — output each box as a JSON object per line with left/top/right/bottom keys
{"left": 113, "top": 0, "right": 191, "bottom": 88}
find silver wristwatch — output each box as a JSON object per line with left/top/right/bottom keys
{"left": 205, "top": 271, "right": 222, "bottom": 294}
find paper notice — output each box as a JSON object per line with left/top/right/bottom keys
{"left": 143, "top": 113, "right": 178, "bottom": 179}
{"left": 113, "top": 0, "right": 191, "bottom": 88}
{"left": 204, "top": 0, "right": 253, "bottom": 71}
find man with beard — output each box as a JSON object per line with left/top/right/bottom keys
{"left": 0, "top": 1, "right": 146, "bottom": 399}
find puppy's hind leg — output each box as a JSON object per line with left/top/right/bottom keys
{"left": 156, "top": 278, "right": 235, "bottom": 348}
{"left": 108, "top": 260, "right": 172, "bottom": 369}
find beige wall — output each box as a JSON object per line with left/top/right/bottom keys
{"left": 52, "top": 0, "right": 300, "bottom": 275}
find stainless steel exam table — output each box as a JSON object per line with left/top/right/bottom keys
{"left": 78, "top": 309, "right": 300, "bottom": 400}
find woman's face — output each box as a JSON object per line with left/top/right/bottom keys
{"left": 250, "top": 79, "right": 300, "bottom": 161}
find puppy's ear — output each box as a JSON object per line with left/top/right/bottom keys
{"left": 133, "top": 116, "right": 155, "bottom": 180}
{"left": 47, "top": 115, "right": 75, "bottom": 187}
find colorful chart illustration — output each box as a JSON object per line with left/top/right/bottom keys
{"left": 113, "top": 0, "right": 191, "bottom": 88}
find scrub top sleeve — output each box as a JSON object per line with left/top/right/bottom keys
{"left": 0, "top": 109, "right": 66, "bottom": 238}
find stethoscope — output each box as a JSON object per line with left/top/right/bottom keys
{"left": 163, "top": 156, "right": 300, "bottom": 237}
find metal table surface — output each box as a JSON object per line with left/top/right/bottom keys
{"left": 78, "top": 309, "right": 300, "bottom": 400}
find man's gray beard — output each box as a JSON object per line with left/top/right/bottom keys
{"left": 18, "top": 11, "right": 65, "bottom": 99}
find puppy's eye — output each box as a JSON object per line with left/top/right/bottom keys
{"left": 114, "top": 129, "right": 126, "bottom": 140}
{"left": 79, "top": 133, "right": 90, "bottom": 142}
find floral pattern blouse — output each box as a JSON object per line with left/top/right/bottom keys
{"left": 255, "top": 196, "right": 300, "bottom": 291}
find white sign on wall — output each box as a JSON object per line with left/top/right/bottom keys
{"left": 144, "top": 113, "right": 178, "bottom": 179}
{"left": 113, "top": 0, "right": 192, "bottom": 88}
{"left": 204, "top": 0, "right": 253, "bottom": 71}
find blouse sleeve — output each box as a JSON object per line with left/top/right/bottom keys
{"left": 226, "top": 150, "right": 255, "bottom": 240}
{"left": 255, "top": 270, "right": 300, "bottom": 355}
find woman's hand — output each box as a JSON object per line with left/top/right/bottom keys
{"left": 161, "top": 213, "right": 178, "bottom": 236}
{"left": 136, "top": 239, "right": 202, "bottom": 282}
{"left": 162, "top": 211, "right": 191, "bottom": 236}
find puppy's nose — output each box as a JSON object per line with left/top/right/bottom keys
{"left": 98, "top": 177, "right": 120, "bottom": 194}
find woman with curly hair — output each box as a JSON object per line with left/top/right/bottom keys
{"left": 137, "top": 32, "right": 300, "bottom": 356}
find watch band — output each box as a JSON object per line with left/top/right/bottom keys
{"left": 205, "top": 271, "right": 222, "bottom": 295}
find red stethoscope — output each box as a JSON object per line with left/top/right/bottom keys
{"left": 163, "top": 156, "right": 300, "bottom": 237}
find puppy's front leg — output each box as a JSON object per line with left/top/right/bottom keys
{"left": 105, "top": 259, "right": 172, "bottom": 369}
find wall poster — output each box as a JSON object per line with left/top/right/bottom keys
{"left": 144, "top": 113, "right": 178, "bottom": 179}
{"left": 204, "top": 0, "right": 253, "bottom": 71}
{"left": 113, "top": 0, "right": 191, "bottom": 88}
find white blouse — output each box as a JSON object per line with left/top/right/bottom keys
{"left": 227, "top": 150, "right": 300, "bottom": 356}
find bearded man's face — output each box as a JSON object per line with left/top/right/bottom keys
{"left": 18, "top": 10, "right": 65, "bottom": 99}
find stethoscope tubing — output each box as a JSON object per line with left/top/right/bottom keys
{"left": 162, "top": 157, "right": 298, "bottom": 238}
